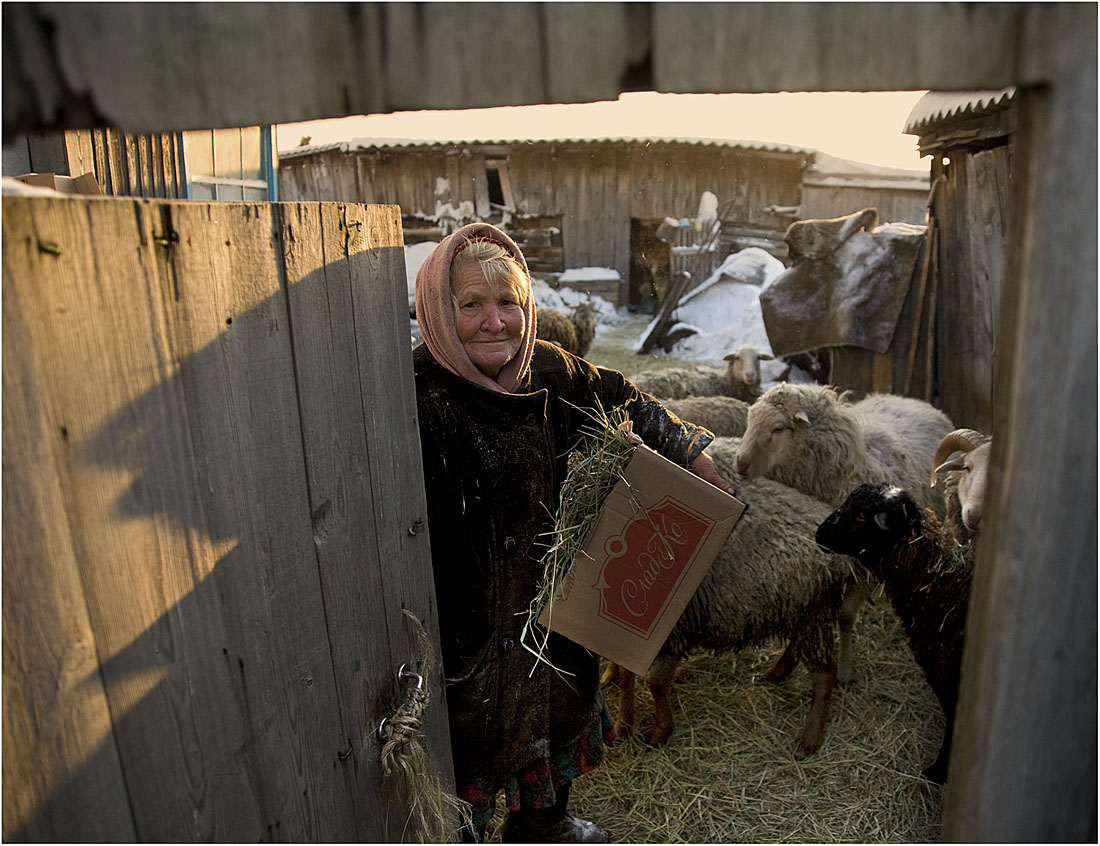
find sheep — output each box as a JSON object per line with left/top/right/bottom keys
{"left": 536, "top": 301, "right": 600, "bottom": 357}
{"left": 608, "top": 440, "right": 859, "bottom": 759}
{"left": 632, "top": 345, "right": 774, "bottom": 402}
{"left": 815, "top": 482, "right": 974, "bottom": 783}
{"left": 931, "top": 428, "right": 993, "bottom": 541}
{"left": 661, "top": 396, "right": 750, "bottom": 438}
{"left": 734, "top": 384, "right": 954, "bottom": 517}
{"left": 722, "top": 345, "right": 775, "bottom": 402}
{"left": 536, "top": 306, "right": 578, "bottom": 353}
{"left": 570, "top": 300, "right": 599, "bottom": 357}
{"left": 732, "top": 384, "right": 955, "bottom": 683}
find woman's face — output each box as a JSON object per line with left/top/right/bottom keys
{"left": 452, "top": 264, "right": 526, "bottom": 379}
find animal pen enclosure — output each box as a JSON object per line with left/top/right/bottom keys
{"left": 2, "top": 196, "right": 452, "bottom": 841}
{"left": 3, "top": 3, "right": 1095, "bottom": 843}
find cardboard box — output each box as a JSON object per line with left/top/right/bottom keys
{"left": 15, "top": 172, "right": 103, "bottom": 195}
{"left": 540, "top": 445, "right": 746, "bottom": 676}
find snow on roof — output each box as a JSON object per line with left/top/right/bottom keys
{"left": 903, "top": 88, "right": 1016, "bottom": 134}
{"left": 805, "top": 152, "right": 929, "bottom": 190}
{"left": 279, "top": 135, "right": 815, "bottom": 159}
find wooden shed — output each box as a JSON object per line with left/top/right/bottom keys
{"left": 2, "top": 3, "right": 1094, "bottom": 843}
{"left": 278, "top": 136, "right": 812, "bottom": 308}
{"left": 904, "top": 88, "right": 1016, "bottom": 434}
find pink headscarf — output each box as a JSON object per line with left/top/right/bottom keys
{"left": 415, "top": 222, "right": 538, "bottom": 393}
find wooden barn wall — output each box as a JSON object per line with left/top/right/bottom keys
{"left": 2, "top": 196, "right": 451, "bottom": 842}
{"left": 930, "top": 147, "right": 1009, "bottom": 434}
{"left": 280, "top": 143, "right": 804, "bottom": 284}
{"left": 800, "top": 185, "right": 929, "bottom": 226}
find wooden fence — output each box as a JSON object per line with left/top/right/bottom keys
{"left": 2, "top": 196, "right": 453, "bottom": 841}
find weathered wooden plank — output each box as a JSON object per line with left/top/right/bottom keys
{"left": 653, "top": 2, "right": 1022, "bottom": 93}
{"left": 944, "top": 71, "right": 1097, "bottom": 842}
{"left": 1, "top": 201, "right": 136, "bottom": 842}
{"left": 341, "top": 203, "right": 454, "bottom": 740}
{"left": 279, "top": 202, "right": 418, "bottom": 840}
{"left": 0, "top": 197, "right": 254, "bottom": 839}
{"left": 156, "top": 200, "right": 365, "bottom": 840}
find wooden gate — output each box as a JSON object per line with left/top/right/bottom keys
{"left": 2, "top": 196, "right": 453, "bottom": 841}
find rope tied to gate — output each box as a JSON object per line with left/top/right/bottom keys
{"left": 379, "top": 608, "right": 472, "bottom": 842}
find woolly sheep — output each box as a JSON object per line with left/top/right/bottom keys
{"left": 536, "top": 306, "right": 578, "bottom": 354}
{"left": 536, "top": 301, "right": 600, "bottom": 357}
{"left": 815, "top": 482, "right": 974, "bottom": 783}
{"left": 610, "top": 440, "right": 858, "bottom": 759}
{"left": 633, "top": 345, "right": 774, "bottom": 402}
{"left": 661, "top": 396, "right": 750, "bottom": 438}
{"left": 931, "top": 428, "right": 993, "bottom": 540}
{"left": 734, "top": 383, "right": 954, "bottom": 517}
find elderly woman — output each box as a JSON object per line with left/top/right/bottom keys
{"left": 414, "top": 222, "right": 735, "bottom": 843}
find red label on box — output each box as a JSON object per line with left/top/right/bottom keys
{"left": 592, "top": 496, "right": 716, "bottom": 637}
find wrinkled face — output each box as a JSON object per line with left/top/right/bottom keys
{"left": 815, "top": 483, "right": 911, "bottom": 569}
{"left": 452, "top": 264, "right": 526, "bottom": 379}
{"left": 734, "top": 401, "right": 798, "bottom": 478}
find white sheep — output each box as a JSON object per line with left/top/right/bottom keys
{"left": 633, "top": 345, "right": 774, "bottom": 402}
{"left": 661, "top": 395, "right": 750, "bottom": 438}
{"left": 609, "top": 459, "right": 858, "bottom": 760}
{"left": 931, "top": 428, "right": 993, "bottom": 540}
{"left": 734, "top": 383, "right": 954, "bottom": 517}
{"left": 815, "top": 482, "right": 974, "bottom": 783}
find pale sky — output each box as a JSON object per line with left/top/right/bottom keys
{"left": 278, "top": 91, "right": 929, "bottom": 172}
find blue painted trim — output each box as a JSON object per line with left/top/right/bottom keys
{"left": 262, "top": 126, "right": 278, "bottom": 201}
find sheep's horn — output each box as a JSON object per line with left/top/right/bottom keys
{"left": 930, "top": 428, "right": 989, "bottom": 485}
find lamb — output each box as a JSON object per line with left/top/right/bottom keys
{"left": 610, "top": 445, "right": 858, "bottom": 759}
{"left": 535, "top": 301, "right": 600, "bottom": 357}
{"left": 661, "top": 395, "right": 750, "bottom": 438}
{"left": 815, "top": 482, "right": 974, "bottom": 783}
{"left": 931, "top": 428, "right": 993, "bottom": 541}
{"left": 632, "top": 345, "right": 774, "bottom": 402}
{"left": 732, "top": 383, "right": 955, "bottom": 682}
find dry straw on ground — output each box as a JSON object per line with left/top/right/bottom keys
{"left": 487, "top": 599, "right": 945, "bottom": 843}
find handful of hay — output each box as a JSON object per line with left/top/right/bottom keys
{"left": 519, "top": 402, "right": 643, "bottom": 671}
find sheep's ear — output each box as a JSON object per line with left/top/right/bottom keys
{"left": 874, "top": 511, "right": 891, "bottom": 532}
{"left": 793, "top": 410, "right": 811, "bottom": 427}
{"left": 759, "top": 352, "right": 774, "bottom": 361}
{"left": 723, "top": 352, "right": 739, "bottom": 363}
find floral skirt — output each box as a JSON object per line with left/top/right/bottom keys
{"left": 459, "top": 706, "right": 616, "bottom": 831}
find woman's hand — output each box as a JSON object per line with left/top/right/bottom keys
{"left": 689, "top": 452, "right": 739, "bottom": 498}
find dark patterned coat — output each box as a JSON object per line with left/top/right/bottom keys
{"left": 413, "top": 340, "right": 713, "bottom": 791}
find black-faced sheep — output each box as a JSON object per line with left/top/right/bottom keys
{"left": 931, "top": 428, "right": 993, "bottom": 541}
{"left": 815, "top": 482, "right": 973, "bottom": 783}
{"left": 633, "top": 345, "right": 774, "bottom": 402}
{"left": 536, "top": 301, "right": 600, "bottom": 357}
{"left": 661, "top": 396, "right": 750, "bottom": 438}
{"left": 609, "top": 460, "right": 858, "bottom": 760}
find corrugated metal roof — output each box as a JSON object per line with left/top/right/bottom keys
{"left": 278, "top": 135, "right": 816, "bottom": 159}
{"left": 903, "top": 88, "right": 1016, "bottom": 134}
